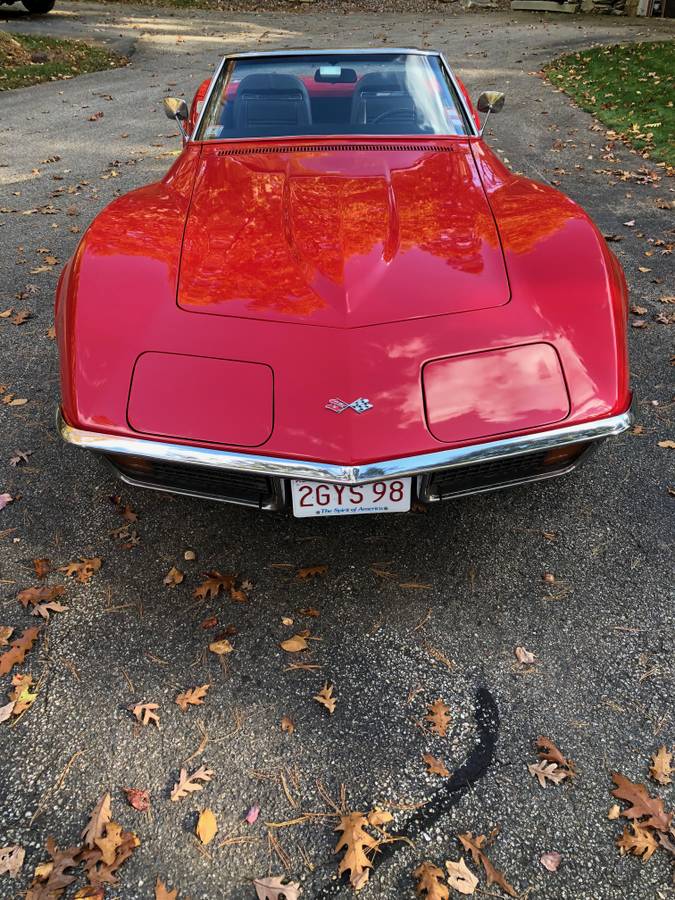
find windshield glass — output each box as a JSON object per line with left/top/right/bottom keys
{"left": 196, "top": 53, "right": 469, "bottom": 140}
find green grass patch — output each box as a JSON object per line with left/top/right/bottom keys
{"left": 546, "top": 41, "right": 674, "bottom": 167}
{"left": 0, "top": 30, "right": 125, "bottom": 91}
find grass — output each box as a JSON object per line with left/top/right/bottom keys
{"left": 0, "top": 31, "right": 125, "bottom": 91}
{"left": 546, "top": 41, "right": 675, "bottom": 168}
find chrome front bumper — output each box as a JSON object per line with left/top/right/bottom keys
{"left": 57, "top": 408, "right": 632, "bottom": 510}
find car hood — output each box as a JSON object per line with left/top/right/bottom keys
{"left": 177, "top": 142, "right": 510, "bottom": 328}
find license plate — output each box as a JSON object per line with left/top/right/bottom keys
{"left": 291, "top": 478, "right": 411, "bottom": 518}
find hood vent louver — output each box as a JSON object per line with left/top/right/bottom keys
{"left": 215, "top": 143, "right": 454, "bottom": 156}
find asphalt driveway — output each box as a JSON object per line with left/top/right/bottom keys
{"left": 0, "top": 3, "right": 673, "bottom": 897}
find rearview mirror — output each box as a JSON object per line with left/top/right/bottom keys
{"left": 476, "top": 91, "right": 505, "bottom": 137}
{"left": 163, "top": 97, "right": 189, "bottom": 121}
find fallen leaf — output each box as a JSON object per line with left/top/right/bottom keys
{"left": 445, "top": 857, "right": 478, "bottom": 895}
{"left": 649, "top": 746, "right": 673, "bottom": 785}
{"left": 514, "top": 646, "right": 537, "bottom": 665}
{"left": 163, "top": 566, "right": 184, "bottom": 588}
{"left": 10, "top": 673, "right": 36, "bottom": 714}
{"left": 0, "top": 701, "right": 15, "bottom": 723}
{"left": 414, "top": 860, "right": 449, "bottom": 898}
{"left": 657, "top": 440, "right": 675, "bottom": 449}
{"left": 245, "top": 803, "right": 260, "bottom": 824}
{"left": 280, "top": 634, "right": 309, "bottom": 653}
{"left": 299, "top": 606, "right": 320, "bottom": 617}
{"left": 314, "top": 682, "right": 336, "bottom": 714}
{"left": 193, "top": 571, "right": 234, "bottom": 601}
{"left": 253, "top": 875, "right": 300, "bottom": 900}
{"left": 335, "top": 812, "right": 378, "bottom": 891}
{"left": 155, "top": 878, "right": 178, "bottom": 899}
{"left": 176, "top": 684, "right": 209, "bottom": 712}
{"left": 617, "top": 823, "right": 658, "bottom": 862}
{"left": 458, "top": 834, "right": 516, "bottom": 897}
{"left": 608, "top": 804, "right": 621, "bottom": 820}
{"left": 130, "top": 702, "right": 160, "bottom": 728}
{"left": 367, "top": 809, "right": 393, "bottom": 828}
{"left": 536, "top": 736, "right": 576, "bottom": 776}
{"left": 17, "top": 584, "right": 65, "bottom": 608}
{"left": 0, "top": 626, "right": 13, "bottom": 647}
{"left": 170, "top": 765, "right": 214, "bottom": 801}
{"left": 28, "top": 838, "right": 80, "bottom": 895}
{"left": 0, "top": 844, "right": 24, "bottom": 878}
{"left": 33, "top": 558, "right": 50, "bottom": 578}
{"left": 32, "top": 600, "right": 67, "bottom": 621}
{"left": 123, "top": 788, "right": 150, "bottom": 812}
{"left": 425, "top": 699, "right": 451, "bottom": 737}
{"left": 540, "top": 850, "right": 561, "bottom": 872}
{"left": 196, "top": 808, "right": 217, "bottom": 845}
{"left": 59, "top": 557, "right": 102, "bottom": 583}
{"left": 280, "top": 715, "right": 295, "bottom": 734}
{"left": 630, "top": 305, "right": 648, "bottom": 315}
{"left": 81, "top": 793, "right": 112, "bottom": 849}
{"left": 611, "top": 772, "right": 673, "bottom": 832}
{"left": 528, "top": 760, "right": 569, "bottom": 788}
{"left": 296, "top": 564, "right": 328, "bottom": 580}
{"left": 0, "top": 626, "right": 40, "bottom": 676}
{"left": 94, "top": 820, "right": 124, "bottom": 865}
{"left": 422, "top": 753, "right": 450, "bottom": 777}
{"left": 0, "top": 493, "right": 13, "bottom": 511}
{"left": 208, "top": 639, "right": 233, "bottom": 655}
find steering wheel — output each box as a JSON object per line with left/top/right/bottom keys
{"left": 370, "top": 108, "right": 415, "bottom": 124}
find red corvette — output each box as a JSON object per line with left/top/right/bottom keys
{"left": 56, "top": 49, "right": 631, "bottom": 517}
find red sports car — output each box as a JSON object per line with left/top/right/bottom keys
{"left": 56, "top": 49, "right": 632, "bottom": 517}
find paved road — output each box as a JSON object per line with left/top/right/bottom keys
{"left": 0, "top": 4, "right": 673, "bottom": 898}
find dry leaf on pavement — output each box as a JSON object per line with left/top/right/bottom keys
{"left": 170, "top": 766, "right": 214, "bottom": 801}
{"left": 536, "top": 736, "right": 576, "bottom": 776}
{"left": 0, "top": 626, "right": 40, "bottom": 676}
{"left": 649, "top": 746, "right": 673, "bottom": 785}
{"left": 0, "top": 701, "right": 15, "bottom": 723}
{"left": 422, "top": 753, "right": 450, "bottom": 778}
{"left": 10, "top": 673, "right": 36, "bottom": 715}
{"left": 28, "top": 838, "right": 80, "bottom": 896}
{"left": 130, "top": 703, "right": 160, "bottom": 728}
{"left": 58, "top": 557, "right": 102, "bottom": 583}
{"left": 193, "top": 571, "right": 234, "bottom": 601}
{"left": 514, "top": 646, "right": 536, "bottom": 665}
{"left": 196, "top": 809, "right": 218, "bottom": 845}
{"left": 367, "top": 809, "right": 393, "bottom": 828}
{"left": 617, "top": 823, "right": 658, "bottom": 862}
{"left": 657, "top": 440, "right": 675, "bottom": 449}
{"left": 280, "top": 634, "right": 309, "bottom": 653}
{"left": 32, "top": 600, "right": 67, "bottom": 621}
{"left": 0, "top": 845, "right": 24, "bottom": 878}
{"left": 540, "top": 851, "right": 561, "bottom": 872}
{"left": 176, "top": 685, "right": 209, "bottom": 712}
{"left": 425, "top": 699, "right": 451, "bottom": 737}
{"left": 314, "top": 682, "right": 336, "bottom": 714}
{"left": 335, "top": 812, "right": 378, "bottom": 891}
{"left": 0, "top": 626, "right": 13, "bottom": 647}
{"left": 296, "top": 565, "right": 328, "bottom": 580}
{"left": 163, "top": 567, "right": 184, "bottom": 588}
{"left": 17, "top": 584, "right": 65, "bottom": 607}
{"left": 458, "top": 833, "right": 516, "bottom": 898}
{"left": 208, "top": 639, "right": 233, "bottom": 656}
{"left": 33, "top": 558, "right": 50, "bottom": 578}
{"left": 445, "top": 857, "right": 478, "bottom": 895}
{"left": 123, "top": 788, "right": 150, "bottom": 812}
{"left": 81, "top": 793, "right": 112, "bottom": 848}
{"left": 280, "top": 716, "right": 295, "bottom": 734}
{"left": 414, "top": 860, "right": 449, "bottom": 898}
{"left": 528, "top": 761, "right": 569, "bottom": 788}
{"left": 155, "top": 877, "right": 178, "bottom": 899}
{"left": 611, "top": 773, "right": 673, "bottom": 832}
{"left": 253, "top": 875, "right": 300, "bottom": 900}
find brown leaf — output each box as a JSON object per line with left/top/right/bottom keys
{"left": 0, "top": 626, "right": 13, "bottom": 647}
{"left": 130, "top": 702, "right": 160, "bottom": 728}
{"left": 458, "top": 833, "right": 516, "bottom": 897}
{"left": 425, "top": 699, "right": 451, "bottom": 737}
{"left": 649, "top": 746, "right": 673, "bottom": 785}
{"left": 0, "top": 845, "right": 24, "bottom": 878}
{"left": 0, "top": 626, "right": 40, "bottom": 676}
{"left": 608, "top": 804, "right": 621, "bottom": 820}
{"left": 367, "top": 809, "right": 394, "bottom": 828}
{"left": 528, "top": 761, "right": 569, "bottom": 788}
{"left": 445, "top": 857, "right": 478, "bottom": 895}
{"left": 33, "top": 558, "right": 51, "bottom": 579}
{"left": 280, "top": 715, "right": 295, "bottom": 734}
{"left": 163, "top": 566, "right": 184, "bottom": 588}
{"left": 657, "top": 440, "right": 675, "bottom": 449}
{"left": 296, "top": 564, "right": 328, "bottom": 580}
{"left": 414, "top": 860, "right": 449, "bottom": 898}
{"left": 17, "top": 584, "right": 65, "bottom": 608}
{"left": 0, "top": 701, "right": 15, "bottom": 723}
{"left": 540, "top": 850, "right": 561, "bottom": 872}
{"left": 11, "top": 310, "right": 31, "bottom": 325}
{"left": 617, "top": 823, "right": 658, "bottom": 862}
{"left": 514, "top": 646, "right": 536, "bottom": 665}
{"left": 313, "top": 682, "right": 336, "bottom": 714}
{"left": 94, "top": 821, "right": 124, "bottom": 865}
{"left": 81, "top": 793, "right": 112, "bottom": 849}
{"left": 196, "top": 808, "right": 217, "bottom": 845}
{"left": 280, "top": 634, "right": 309, "bottom": 653}
{"left": 123, "top": 788, "right": 150, "bottom": 812}
{"left": 208, "top": 639, "right": 233, "bottom": 656}
{"left": 253, "top": 875, "right": 300, "bottom": 900}
{"left": 28, "top": 839, "right": 80, "bottom": 895}
{"left": 193, "top": 571, "right": 234, "bottom": 601}
{"left": 335, "top": 812, "right": 378, "bottom": 891}
{"left": 422, "top": 753, "right": 450, "bottom": 777}
{"left": 59, "top": 557, "right": 102, "bottom": 583}
{"left": 536, "top": 736, "right": 576, "bottom": 776}
{"left": 170, "top": 765, "right": 214, "bottom": 801}
{"left": 155, "top": 878, "right": 178, "bottom": 900}
{"left": 176, "top": 684, "right": 209, "bottom": 712}
{"left": 611, "top": 772, "right": 673, "bottom": 832}
{"left": 32, "top": 600, "right": 67, "bottom": 621}
{"left": 10, "top": 673, "right": 36, "bottom": 715}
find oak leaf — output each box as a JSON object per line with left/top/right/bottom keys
{"left": 10, "top": 673, "right": 36, "bottom": 715}
{"left": 81, "top": 793, "right": 112, "bottom": 849}
{"left": 208, "top": 639, "right": 233, "bottom": 655}
{"left": 17, "top": 584, "right": 65, "bottom": 607}
{"left": 296, "top": 564, "right": 328, "bottom": 580}
{"left": 170, "top": 765, "right": 214, "bottom": 801}
{"left": 540, "top": 851, "right": 561, "bottom": 872}
{"left": 0, "top": 701, "right": 15, "bottom": 723}
{"left": 123, "top": 788, "right": 150, "bottom": 812}
{"left": 28, "top": 838, "right": 80, "bottom": 896}
{"left": 0, "top": 626, "right": 13, "bottom": 646}
{"left": 59, "top": 557, "right": 102, "bottom": 583}
{"left": 155, "top": 878, "right": 178, "bottom": 900}
{"left": 130, "top": 702, "right": 160, "bottom": 727}
{"left": 367, "top": 809, "right": 394, "bottom": 828}
{"left": 425, "top": 699, "right": 451, "bottom": 737}
{"left": 528, "top": 760, "right": 569, "bottom": 788}
{"left": 314, "top": 682, "right": 336, "bottom": 714}
{"left": 253, "top": 875, "right": 300, "bottom": 900}
{"left": 33, "top": 558, "right": 51, "bottom": 578}
{"left": 94, "top": 821, "right": 124, "bottom": 865}
{"left": 414, "top": 860, "right": 449, "bottom": 898}
{"left": 445, "top": 857, "right": 478, "bottom": 895}
{"left": 32, "top": 600, "right": 67, "bottom": 621}
{"left": 281, "top": 634, "right": 309, "bottom": 653}
{"left": 163, "top": 566, "right": 184, "bottom": 588}
{"left": 280, "top": 715, "right": 295, "bottom": 734}
{"left": 196, "top": 808, "right": 218, "bottom": 845}
{"left": 0, "top": 844, "right": 24, "bottom": 877}
{"left": 649, "top": 746, "right": 673, "bottom": 785}
{"left": 611, "top": 773, "right": 673, "bottom": 832}
{"left": 514, "top": 646, "right": 536, "bottom": 665}
{"left": 617, "top": 823, "right": 658, "bottom": 862}
{"left": 193, "top": 571, "right": 234, "bottom": 601}
{"left": 657, "top": 440, "right": 675, "bottom": 449}
{"left": 423, "top": 753, "right": 450, "bottom": 777}
{"left": 176, "top": 684, "right": 209, "bottom": 711}
{"left": 0, "top": 626, "right": 40, "bottom": 675}
{"left": 536, "top": 736, "right": 576, "bottom": 776}
{"left": 458, "top": 834, "right": 516, "bottom": 898}
{"left": 335, "top": 812, "right": 378, "bottom": 891}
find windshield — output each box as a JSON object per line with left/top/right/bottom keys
{"left": 196, "top": 53, "right": 470, "bottom": 140}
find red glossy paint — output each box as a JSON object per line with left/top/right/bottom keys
{"left": 55, "top": 68, "right": 631, "bottom": 467}
{"left": 188, "top": 78, "right": 211, "bottom": 136}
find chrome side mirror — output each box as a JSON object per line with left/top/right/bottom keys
{"left": 163, "top": 97, "right": 189, "bottom": 140}
{"left": 476, "top": 91, "right": 505, "bottom": 136}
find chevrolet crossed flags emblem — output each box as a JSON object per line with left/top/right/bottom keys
{"left": 325, "top": 397, "right": 373, "bottom": 414}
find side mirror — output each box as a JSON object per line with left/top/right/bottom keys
{"left": 163, "top": 97, "right": 190, "bottom": 140}
{"left": 476, "top": 91, "right": 505, "bottom": 137}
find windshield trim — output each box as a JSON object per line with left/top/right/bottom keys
{"left": 191, "top": 50, "right": 478, "bottom": 143}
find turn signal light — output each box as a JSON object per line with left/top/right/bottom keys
{"left": 543, "top": 442, "right": 588, "bottom": 467}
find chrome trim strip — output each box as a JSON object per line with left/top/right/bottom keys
{"left": 58, "top": 408, "right": 632, "bottom": 486}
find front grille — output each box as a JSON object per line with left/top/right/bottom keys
{"left": 107, "top": 455, "right": 278, "bottom": 508}
{"left": 425, "top": 450, "right": 571, "bottom": 500}
{"left": 216, "top": 143, "right": 453, "bottom": 155}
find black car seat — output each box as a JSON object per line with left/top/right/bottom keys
{"left": 232, "top": 73, "right": 312, "bottom": 133}
{"left": 350, "top": 72, "right": 418, "bottom": 127}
